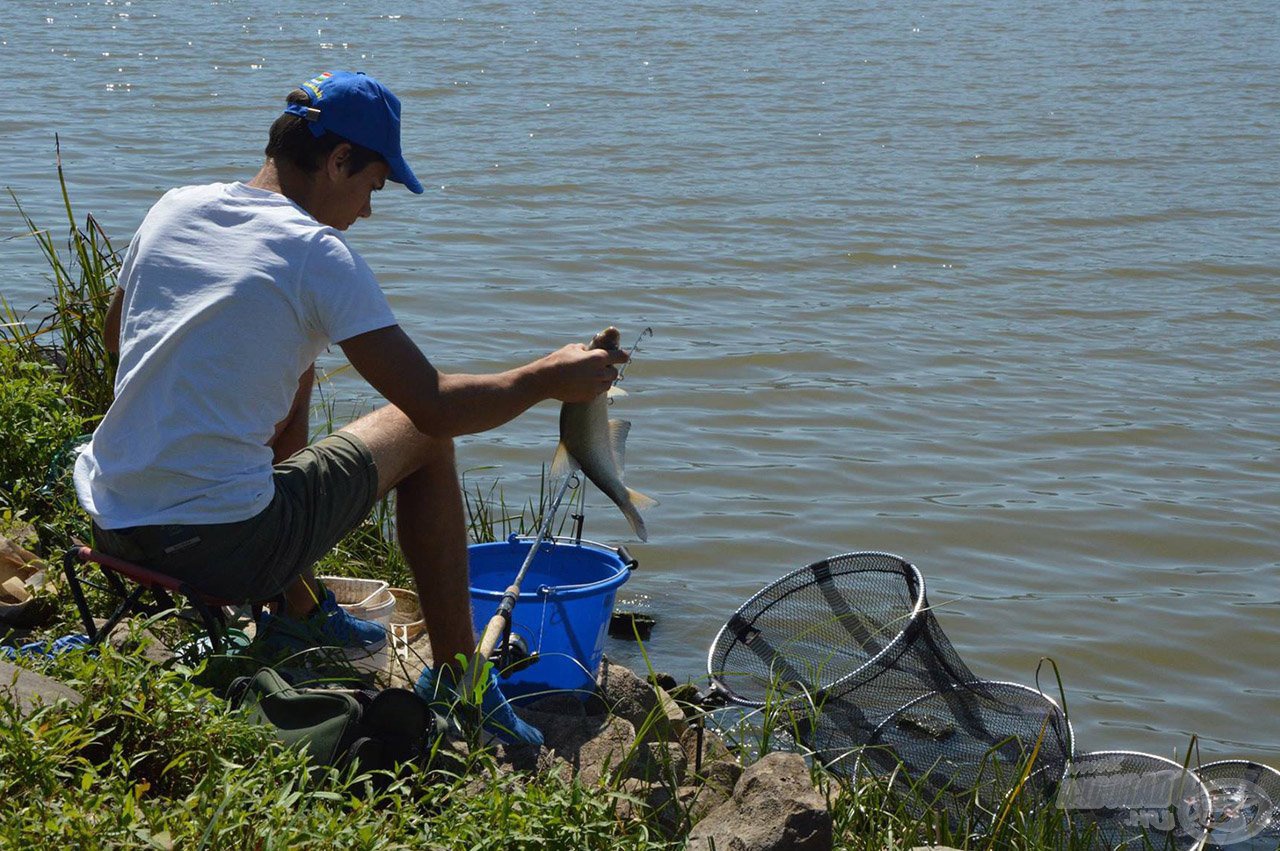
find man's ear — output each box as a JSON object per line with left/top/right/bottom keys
{"left": 325, "top": 142, "right": 354, "bottom": 180}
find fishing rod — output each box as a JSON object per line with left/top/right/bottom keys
{"left": 472, "top": 469, "right": 576, "bottom": 670}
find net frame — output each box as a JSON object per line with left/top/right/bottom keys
{"left": 1057, "top": 750, "right": 1212, "bottom": 850}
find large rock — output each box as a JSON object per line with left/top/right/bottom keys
{"left": 686, "top": 751, "right": 833, "bottom": 851}
{"left": 519, "top": 691, "right": 603, "bottom": 746}
{"left": 103, "top": 618, "right": 178, "bottom": 666}
{"left": 598, "top": 659, "right": 686, "bottom": 742}
{"left": 641, "top": 739, "right": 688, "bottom": 786}
{"left": 575, "top": 715, "right": 642, "bottom": 787}
{"left": 516, "top": 700, "right": 645, "bottom": 786}
{"left": 616, "top": 779, "right": 702, "bottom": 837}
{"left": 0, "top": 659, "right": 84, "bottom": 715}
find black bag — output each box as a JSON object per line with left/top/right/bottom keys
{"left": 228, "top": 667, "right": 441, "bottom": 782}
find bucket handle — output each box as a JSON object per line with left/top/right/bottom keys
{"left": 508, "top": 534, "right": 638, "bottom": 571}
{"left": 530, "top": 545, "right": 638, "bottom": 597}
{"left": 615, "top": 544, "right": 638, "bottom": 571}
{"left": 533, "top": 574, "right": 622, "bottom": 597}
{"left": 501, "top": 535, "right": 638, "bottom": 595}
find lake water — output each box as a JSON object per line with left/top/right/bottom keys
{"left": 3, "top": 0, "right": 1278, "bottom": 762}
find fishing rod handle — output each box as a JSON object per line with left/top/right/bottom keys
{"left": 475, "top": 583, "right": 521, "bottom": 660}
{"left": 476, "top": 610, "right": 509, "bottom": 662}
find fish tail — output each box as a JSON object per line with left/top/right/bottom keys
{"left": 627, "top": 488, "right": 658, "bottom": 511}
{"left": 622, "top": 487, "right": 657, "bottom": 542}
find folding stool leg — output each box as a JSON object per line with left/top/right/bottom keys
{"left": 179, "top": 586, "right": 228, "bottom": 655}
{"left": 62, "top": 546, "right": 257, "bottom": 658}
{"left": 95, "top": 583, "right": 151, "bottom": 646}
{"left": 62, "top": 549, "right": 100, "bottom": 642}
{"left": 99, "top": 564, "right": 134, "bottom": 599}
{"left": 61, "top": 547, "right": 150, "bottom": 645}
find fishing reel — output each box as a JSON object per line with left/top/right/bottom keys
{"left": 488, "top": 629, "right": 537, "bottom": 677}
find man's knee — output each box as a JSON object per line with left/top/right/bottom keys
{"left": 401, "top": 431, "right": 456, "bottom": 487}
{"left": 340, "top": 403, "right": 454, "bottom": 496}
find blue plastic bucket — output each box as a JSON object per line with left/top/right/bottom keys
{"left": 469, "top": 535, "right": 631, "bottom": 700}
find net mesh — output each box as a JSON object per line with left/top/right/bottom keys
{"left": 1057, "top": 750, "right": 1211, "bottom": 850}
{"left": 856, "top": 681, "right": 1072, "bottom": 819}
{"left": 707, "top": 552, "right": 974, "bottom": 718}
{"left": 708, "top": 552, "right": 1073, "bottom": 820}
{"left": 1194, "top": 760, "right": 1280, "bottom": 849}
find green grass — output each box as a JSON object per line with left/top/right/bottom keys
{"left": 1, "top": 644, "right": 667, "bottom": 850}
{"left": 0, "top": 636, "right": 1163, "bottom": 850}
{"left": 0, "top": 325, "right": 95, "bottom": 557}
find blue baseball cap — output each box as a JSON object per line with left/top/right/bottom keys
{"left": 284, "top": 70, "right": 424, "bottom": 194}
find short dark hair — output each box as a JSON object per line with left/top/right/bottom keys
{"left": 265, "top": 89, "right": 386, "bottom": 176}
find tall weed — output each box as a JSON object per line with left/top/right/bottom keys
{"left": 3, "top": 136, "right": 119, "bottom": 420}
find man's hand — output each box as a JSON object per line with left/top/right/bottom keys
{"left": 533, "top": 343, "right": 628, "bottom": 404}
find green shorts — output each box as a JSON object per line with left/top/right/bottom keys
{"left": 92, "top": 432, "right": 380, "bottom": 603}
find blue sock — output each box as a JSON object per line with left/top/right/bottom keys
{"left": 415, "top": 664, "right": 544, "bottom": 746}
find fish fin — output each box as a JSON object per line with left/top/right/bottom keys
{"left": 627, "top": 487, "right": 658, "bottom": 511}
{"left": 606, "top": 385, "right": 628, "bottom": 399}
{"left": 607, "top": 419, "right": 632, "bottom": 472}
{"left": 550, "top": 441, "right": 579, "bottom": 481}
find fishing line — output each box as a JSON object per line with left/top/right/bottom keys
{"left": 612, "top": 326, "right": 652, "bottom": 388}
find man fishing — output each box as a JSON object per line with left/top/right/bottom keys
{"left": 73, "top": 70, "right": 626, "bottom": 746}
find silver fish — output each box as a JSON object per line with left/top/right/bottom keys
{"left": 551, "top": 327, "right": 656, "bottom": 541}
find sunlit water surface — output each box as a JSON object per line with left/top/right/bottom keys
{"left": 3, "top": 0, "right": 1278, "bottom": 760}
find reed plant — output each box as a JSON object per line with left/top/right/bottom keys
{"left": 3, "top": 136, "right": 118, "bottom": 421}
{"left": 463, "top": 465, "right": 585, "bottom": 545}
{"left": 1, "top": 140, "right": 117, "bottom": 545}
{"left": 314, "top": 459, "right": 586, "bottom": 591}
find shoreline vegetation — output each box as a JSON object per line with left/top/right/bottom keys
{"left": 2, "top": 162, "right": 1128, "bottom": 849}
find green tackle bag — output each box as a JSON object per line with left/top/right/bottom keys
{"left": 228, "top": 667, "right": 442, "bottom": 783}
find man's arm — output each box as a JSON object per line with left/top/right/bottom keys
{"left": 268, "top": 365, "right": 316, "bottom": 462}
{"left": 339, "top": 325, "right": 625, "bottom": 438}
{"left": 104, "top": 286, "right": 125, "bottom": 355}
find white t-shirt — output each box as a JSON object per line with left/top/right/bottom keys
{"left": 74, "top": 182, "right": 397, "bottom": 529}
